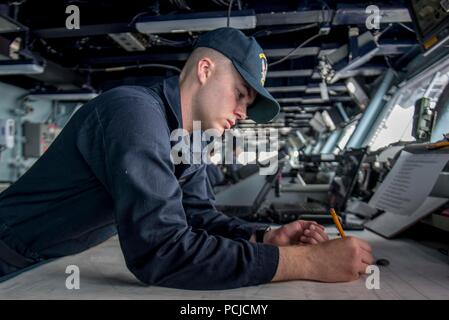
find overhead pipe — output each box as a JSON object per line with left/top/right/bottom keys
{"left": 321, "top": 129, "right": 343, "bottom": 154}
{"left": 346, "top": 68, "right": 395, "bottom": 149}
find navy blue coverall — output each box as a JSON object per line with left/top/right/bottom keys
{"left": 0, "top": 76, "right": 279, "bottom": 289}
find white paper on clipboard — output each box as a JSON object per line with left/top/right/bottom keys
{"left": 368, "top": 151, "right": 449, "bottom": 216}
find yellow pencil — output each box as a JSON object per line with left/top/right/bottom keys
{"left": 330, "top": 208, "right": 346, "bottom": 238}
{"left": 427, "top": 141, "right": 449, "bottom": 150}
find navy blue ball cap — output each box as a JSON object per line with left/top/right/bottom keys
{"left": 194, "top": 27, "right": 280, "bottom": 124}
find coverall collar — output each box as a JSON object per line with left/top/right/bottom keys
{"left": 162, "top": 76, "right": 183, "bottom": 131}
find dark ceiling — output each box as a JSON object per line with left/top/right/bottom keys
{"left": 0, "top": 0, "right": 421, "bottom": 130}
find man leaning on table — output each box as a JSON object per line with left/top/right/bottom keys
{"left": 0, "top": 27, "right": 373, "bottom": 289}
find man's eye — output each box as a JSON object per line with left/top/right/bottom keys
{"left": 236, "top": 90, "right": 244, "bottom": 100}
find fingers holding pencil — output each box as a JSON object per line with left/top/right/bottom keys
{"left": 329, "top": 207, "right": 346, "bottom": 238}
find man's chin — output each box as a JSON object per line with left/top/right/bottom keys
{"left": 216, "top": 126, "right": 226, "bottom": 136}
{"left": 202, "top": 125, "right": 225, "bottom": 137}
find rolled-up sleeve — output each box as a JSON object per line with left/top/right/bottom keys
{"left": 75, "top": 89, "right": 279, "bottom": 290}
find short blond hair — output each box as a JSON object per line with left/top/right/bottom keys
{"left": 180, "top": 47, "right": 231, "bottom": 81}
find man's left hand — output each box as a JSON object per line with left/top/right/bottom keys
{"left": 263, "top": 220, "right": 329, "bottom": 246}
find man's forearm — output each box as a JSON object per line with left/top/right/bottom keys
{"left": 248, "top": 234, "right": 310, "bottom": 282}
{"left": 249, "top": 228, "right": 313, "bottom": 282}
{"left": 271, "top": 246, "right": 312, "bottom": 282}
{"left": 248, "top": 229, "right": 312, "bottom": 282}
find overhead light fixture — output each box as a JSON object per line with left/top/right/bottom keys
{"left": 0, "top": 35, "right": 21, "bottom": 60}
{"left": 287, "top": 131, "right": 307, "bottom": 151}
{"left": 309, "top": 112, "right": 327, "bottom": 133}
{"left": 0, "top": 13, "right": 25, "bottom": 33}
{"left": 108, "top": 33, "right": 147, "bottom": 51}
{"left": 345, "top": 77, "right": 369, "bottom": 110}
{"left": 346, "top": 81, "right": 356, "bottom": 94}
{"left": 135, "top": 10, "right": 256, "bottom": 34}
{"left": 0, "top": 59, "right": 44, "bottom": 75}
{"left": 320, "top": 31, "right": 379, "bottom": 84}
{"left": 296, "top": 131, "right": 307, "bottom": 146}
{"left": 27, "top": 90, "right": 98, "bottom": 101}
{"left": 321, "top": 110, "right": 336, "bottom": 131}
{"left": 319, "top": 80, "right": 329, "bottom": 101}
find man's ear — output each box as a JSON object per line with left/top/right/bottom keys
{"left": 197, "top": 57, "right": 214, "bottom": 85}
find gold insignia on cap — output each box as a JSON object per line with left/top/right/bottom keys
{"left": 259, "top": 53, "right": 267, "bottom": 86}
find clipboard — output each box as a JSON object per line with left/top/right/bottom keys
{"left": 364, "top": 144, "right": 449, "bottom": 238}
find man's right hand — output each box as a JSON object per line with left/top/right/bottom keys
{"left": 272, "top": 236, "right": 374, "bottom": 283}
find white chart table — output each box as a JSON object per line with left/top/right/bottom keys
{"left": 0, "top": 230, "right": 448, "bottom": 300}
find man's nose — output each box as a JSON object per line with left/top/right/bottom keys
{"left": 234, "top": 108, "right": 247, "bottom": 120}
{"left": 234, "top": 103, "right": 247, "bottom": 120}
